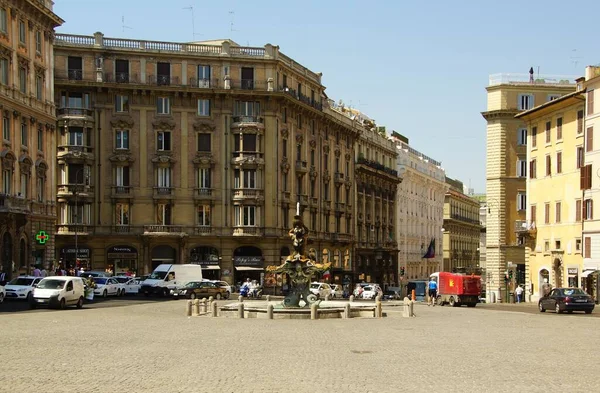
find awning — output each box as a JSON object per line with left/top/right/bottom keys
{"left": 235, "top": 266, "right": 264, "bottom": 271}
{"left": 582, "top": 270, "right": 598, "bottom": 278}
{"left": 201, "top": 265, "right": 220, "bottom": 270}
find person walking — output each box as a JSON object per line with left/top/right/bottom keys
{"left": 515, "top": 285, "right": 524, "bottom": 303}
{"left": 427, "top": 277, "right": 438, "bottom": 306}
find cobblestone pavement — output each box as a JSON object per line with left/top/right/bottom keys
{"left": 0, "top": 300, "right": 598, "bottom": 392}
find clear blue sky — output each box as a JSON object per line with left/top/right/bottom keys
{"left": 53, "top": 0, "right": 598, "bottom": 193}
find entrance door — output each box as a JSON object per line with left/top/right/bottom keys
{"left": 151, "top": 245, "right": 176, "bottom": 270}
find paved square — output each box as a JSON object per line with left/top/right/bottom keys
{"left": 0, "top": 301, "right": 596, "bottom": 392}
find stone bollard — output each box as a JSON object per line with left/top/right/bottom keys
{"left": 409, "top": 300, "right": 415, "bottom": 317}
{"left": 349, "top": 295, "right": 355, "bottom": 303}
{"left": 238, "top": 295, "right": 244, "bottom": 303}
{"left": 211, "top": 301, "right": 218, "bottom": 317}
{"left": 375, "top": 295, "right": 381, "bottom": 303}
{"left": 208, "top": 296, "right": 214, "bottom": 304}
{"left": 192, "top": 299, "right": 200, "bottom": 316}
{"left": 402, "top": 297, "right": 411, "bottom": 318}
{"left": 186, "top": 300, "right": 192, "bottom": 317}
{"left": 344, "top": 303, "right": 351, "bottom": 319}
{"left": 310, "top": 302, "right": 319, "bottom": 320}
{"left": 238, "top": 302, "right": 245, "bottom": 319}
{"left": 201, "top": 299, "right": 207, "bottom": 313}
{"left": 267, "top": 304, "right": 274, "bottom": 319}
{"left": 376, "top": 301, "right": 383, "bottom": 318}
{"left": 266, "top": 295, "right": 271, "bottom": 302}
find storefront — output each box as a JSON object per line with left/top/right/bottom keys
{"left": 567, "top": 267, "right": 579, "bottom": 288}
{"left": 354, "top": 250, "right": 397, "bottom": 289}
{"left": 190, "top": 246, "right": 220, "bottom": 280}
{"left": 233, "top": 246, "right": 264, "bottom": 287}
{"left": 59, "top": 245, "right": 90, "bottom": 270}
{"left": 107, "top": 245, "right": 138, "bottom": 276}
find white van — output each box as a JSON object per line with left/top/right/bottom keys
{"left": 140, "top": 264, "right": 203, "bottom": 297}
{"left": 31, "top": 276, "right": 85, "bottom": 309}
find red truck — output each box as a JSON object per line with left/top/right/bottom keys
{"left": 432, "top": 272, "right": 481, "bottom": 307}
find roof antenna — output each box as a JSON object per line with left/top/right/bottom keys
{"left": 121, "top": 16, "right": 132, "bottom": 33}
{"left": 229, "top": 10, "right": 239, "bottom": 33}
{"left": 183, "top": 6, "right": 202, "bottom": 40}
{"left": 571, "top": 49, "right": 582, "bottom": 69}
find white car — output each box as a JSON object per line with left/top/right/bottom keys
{"left": 122, "top": 278, "right": 142, "bottom": 294}
{"left": 92, "top": 277, "right": 124, "bottom": 297}
{"left": 4, "top": 276, "right": 43, "bottom": 301}
{"left": 330, "top": 284, "right": 344, "bottom": 299}
{"left": 309, "top": 282, "right": 332, "bottom": 300}
{"left": 211, "top": 280, "right": 232, "bottom": 299}
{"left": 361, "top": 285, "right": 383, "bottom": 300}
{"left": 31, "top": 276, "right": 85, "bottom": 309}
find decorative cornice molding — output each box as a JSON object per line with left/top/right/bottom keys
{"left": 110, "top": 115, "right": 135, "bottom": 129}
{"left": 192, "top": 119, "right": 216, "bottom": 132}
{"left": 151, "top": 116, "right": 176, "bottom": 130}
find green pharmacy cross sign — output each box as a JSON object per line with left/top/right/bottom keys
{"left": 36, "top": 230, "right": 49, "bottom": 245}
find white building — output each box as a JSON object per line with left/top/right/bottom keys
{"left": 392, "top": 133, "right": 446, "bottom": 280}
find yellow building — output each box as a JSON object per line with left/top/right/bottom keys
{"left": 0, "top": 1, "right": 62, "bottom": 279}
{"left": 52, "top": 32, "right": 361, "bottom": 289}
{"left": 442, "top": 178, "right": 482, "bottom": 273}
{"left": 516, "top": 89, "right": 585, "bottom": 301}
{"left": 482, "top": 73, "right": 576, "bottom": 302}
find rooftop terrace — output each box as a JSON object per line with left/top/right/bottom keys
{"left": 488, "top": 73, "right": 578, "bottom": 87}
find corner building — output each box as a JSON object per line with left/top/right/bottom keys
{"left": 0, "top": 1, "right": 62, "bottom": 279}
{"left": 53, "top": 32, "right": 359, "bottom": 289}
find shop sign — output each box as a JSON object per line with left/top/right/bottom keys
{"left": 568, "top": 268, "right": 578, "bottom": 275}
{"left": 61, "top": 247, "right": 90, "bottom": 259}
{"left": 233, "top": 256, "right": 263, "bottom": 267}
{"left": 107, "top": 246, "right": 138, "bottom": 260}
{"left": 36, "top": 230, "right": 50, "bottom": 245}
{"left": 189, "top": 251, "right": 219, "bottom": 265}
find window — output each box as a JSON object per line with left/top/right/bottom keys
{"left": 67, "top": 57, "right": 83, "bottom": 81}
{"left": 555, "top": 240, "right": 561, "bottom": 250}
{"left": 197, "top": 99, "right": 210, "bottom": 116}
{"left": 517, "top": 159, "right": 527, "bottom": 177}
{"left": 115, "top": 203, "right": 130, "bottom": 226}
{"left": 197, "top": 168, "right": 210, "bottom": 189}
{"left": 545, "top": 121, "right": 551, "bottom": 144}
{"left": 115, "top": 166, "right": 129, "bottom": 187}
{"left": 197, "top": 133, "right": 211, "bottom": 152}
{"left": 21, "top": 122, "right": 28, "bottom": 146}
{"left": 35, "top": 75, "right": 42, "bottom": 100}
{"left": 19, "top": 173, "right": 28, "bottom": 198}
{"left": 115, "top": 59, "right": 129, "bottom": 82}
{"left": 235, "top": 101, "right": 260, "bottom": 116}
{"left": 544, "top": 203, "right": 550, "bottom": 224}
{"left": 588, "top": 90, "right": 594, "bottom": 115}
{"left": 585, "top": 237, "right": 591, "bottom": 258}
{"left": 68, "top": 127, "right": 83, "bottom": 146}
{"left": 19, "top": 67, "right": 27, "bottom": 94}
{"left": 556, "top": 117, "right": 562, "bottom": 140}
{"left": 235, "top": 206, "right": 256, "bottom": 226}
{"left": 156, "top": 131, "right": 171, "bottom": 151}
{"left": 115, "top": 130, "right": 129, "bottom": 149}
{"left": 518, "top": 94, "right": 534, "bottom": 110}
{"left": 324, "top": 154, "right": 329, "bottom": 170}
{"left": 197, "top": 205, "right": 211, "bottom": 226}
{"left": 576, "top": 199, "right": 582, "bottom": 222}
{"left": 545, "top": 155, "right": 551, "bottom": 176}
{"left": 61, "top": 92, "right": 90, "bottom": 109}
{"left": 531, "top": 126, "right": 537, "bottom": 148}
{"left": 530, "top": 205, "right": 537, "bottom": 224}
{"left": 18, "top": 20, "right": 26, "bottom": 44}
{"left": 310, "top": 150, "right": 315, "bottom": 166}
{"left": 234, "top": 134, "right": 257, "bottom": 152}
{"left": 0, "top": 57, "right": 8, "bottom": 85}
{"left": 577, "top": 146, "right": 584, "bottom": 168}
{"left": 587, "top": 127, "right": 593, "bottom": 152}
{"left": 241, "top": 67, "right": 254, "bottom": 89}
{"left": 36, "top": 177, "right": 44, "bottom": 202}
{"left": 544, "top": 241, "right": 550, "bottom": 252}
{"left": 517, "top": 128, "right": 527, "bottom": 145}
{"left": 576, "top": 238, "right": 582, "bottom": 253}
{"left": 157, "top": 167, "right": 171, "bottom": 188}
{"left": 584, "top": 199, "right": 594, "bottom": 220}
{"left": 556, "top": 152, "right": 562, "bottom": 174}
{"left": 282, "top": 107, "right": 287, "bottom": 123}
{"left": 197, "top": 65, "right": 210, "bottom": 88}
{"left": 580, "top": 164, "right": 592, "bottom": 190}
{"left": 577, "top": 110, "right": 584, "bottom": 134}
{"left": 156, "top": 97, "right": 170, "bottom": 115}
{"left": 311, "top": 119, "right": 316, "bottom": 136}
{"left": 2, "top": 115, "right": 9, "bottom": 141}
{"left": 35, "top": 31, "right": 42, "bottom": 53}
{"left": 244, "top": 170, "right": 257, "bottom": 188}
{"left": 156, "top": 203, "right": 171, "bottom": 225}
{"left": 517, "top": 193, "right": 526, "bottom": 211}
{"left": 2, "top": 169, "right": 10, "bottom": 194}
{"left": 156, "top": 62, "right": 170, "bottom": 86}
{"left": 555, "top": 202, "right": 561, "bottom": 223}
{"left": 37, "top": 126, "right": 43, "bottom": 151}
{"left": 282, "top": 140, "right": 287, "bottom": 158}
{"left": 547, "top": 94, "right": 561, "bottom": 101}
{"left": 529, "top": 159, "right": 536, "bottom": 179}
{"left": 0, "top": 8, "right": 7, "bottom": 34}
{"left": 297, "top": 113, "right": 302, "bottom": 129}
{"left": 115, "top": 95, "right": 129, "bottom": 112}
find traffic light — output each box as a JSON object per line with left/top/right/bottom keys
{"left": 509, "top": 270, "right": 513, "bottom": 280}
{"left": 400, "top": 267, "right": 405, "bottom": 276}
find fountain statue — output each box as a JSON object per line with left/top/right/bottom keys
{"left": 266, "top": 203, "right": 331, "bottom": 308}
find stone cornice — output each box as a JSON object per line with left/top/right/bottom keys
{"left": 481, "top": 109, "right": 520, "bottom": 121}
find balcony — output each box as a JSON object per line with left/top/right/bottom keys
{"left": 232, "top": 188, "right": 264, "bottom": 201}
{"left": 113, "top": 225, "right": 131, "bottom": 234}
{"left": 104, "top": 72, "right": 140, "bottom": 84}
{"left": 57, "top": 224, "right": 91, "bottom": 235}
{"left": 111, "top": 186, "right": 132, "bottom": 198}
{"left": 57, "top": 184, "right": 93, "bottom": 199}
{"left": 338, "top": 233, "right": 352, "bottom": 243}
{"left": 514, "top": 220, "right": 536, "bottom": 233}
{"left": 57, "top": 145, "right": 95, "bottom": 163}
{"left": 241, "top": 79, "right": 254, "bottom": 90}
{"left": 334, "top": 172, "right": 345, "bottom": 184}
{"left": 231, "top": 152, "right": 265, "bottom": 167}
{"left": 189, "top": 77, "right": 218, "bottom": 88}
{"left": 450, "top": 213, "right": 481, "bottom": 226}
{"left": 153, "top": 187, "right": 173, "bottom": 198}
{"left": 0, "top": 194, "right": 31, "bottom": 213}
{"left": 68, "top": 69, "right": 83, "bottom": 81}
{"left": 233, "top": 227, "right": 263, "bottom": 236}
{"left": 278, "top": 86, "right": 323, "bottom": 111}
{"left": 143, "top": 225, "right": 185, "bottom": 234}
{"left": 231, "top": 115, "right": 264, "bottom": 124}
{"left": 356, "top": 157, "right": 400, "bottom": 180}
{"left": 57, "top": 107, "right": 94, "bottom": 118}
{"left": 194, "top": 226, "right": 214, "bottom": 235}
{"left": 194, "top": 188, "right": 214, "bottom": 200}
{"left": 295, "top": 160, "right": 308, "bottom": 174}
{"left": 298, "top": 194, "right": 309, "bottom": 207}
{"left": 148, "top": 75, "right": 181, "bottom": 86}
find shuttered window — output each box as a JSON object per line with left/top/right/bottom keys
{"left": 557, "top": 117, "right": 563, "bottom": 140}
{"left": 531, "top": 126, "right": 537, "bottom": 148}
{"left": 587, "top": 126, "right": 594, "bottom": 152}
{"left": 545, "top": 121, "right": 551, "bottom": 144}
{"left": 577, "top": 110, "right": 584, "bottom": 134}
{"left": 580, "top": 165, "right": 592, "bottom": 190}
{"left": 556, "top": 152, "right": 562, "bottom": 174}
{"left": 531, "top": 205, "right": 537, "bottom": 224}
{"left": 546, "top": 155, "right": 551, "bottom": 176}
{"left": 584, "top": 237, "right": 591, "bottom": 258}
{"left": 545, "top": 203, "right": 550, "bottom": 224}
{"left": 588, "top": 90, "right": 594, "bottom": 115}
{"left": 576, "top": 200, "right": 582, "bottom": 222}
{"left": 529, "top": 159, "right": 536, "bottom": 179}
{"left": 555, "top": 202, "right": 561, "bottom": 223}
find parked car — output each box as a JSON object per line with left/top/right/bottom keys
{"left": 539, "top": 287, "right": 595, "bottom": 314}
{"left": 31, "top": 276, "right": 85, "bottom": 309}
{"left": 92, "top": 277, "right": 124, "bottom": 297}
{"left": 361, "top": 285, "right": 383, "bottom": 300}
{"left": 309, "top": 282, "right": 332, "bottom": 300}
{"left": 330, "top": 284, "right": 344, "bottom": 299}
{"left": 211, "top": 280, "right": 232, "bottom": 299}
{"left": 4, "top": 276, "right": 43, "bottom": 301}
{"left": 122, "top": 278, "right": 142, "bottom": 295}
{"left": 172, "top": 281, "right": 227, "bottom": 300}
{"left": 81, "top": 271, "right": 110, "bottom": 278}
{"left": 382, "top": 289, "right": 401, "bottom": 300}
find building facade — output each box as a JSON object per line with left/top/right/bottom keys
{"left": 482, "top": 73, "right": 576, "bottom": 302}
{"left": 442, "top": 178, "right": 482, "bottom": 274}
{"left": 392, "top": 133, "right": 445, "bottom": 281}
{"left": 0, "top": 0, "right": 62, "bottom": 280}
{"left": 52, "top": 32, "right": 360, "bottom": 290}
{"left": 516, "top": 88, "right": 585, "bottom": 302}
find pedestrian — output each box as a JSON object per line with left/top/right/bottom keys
{"left": 32, "top": 265, "right": 42, "bottom": 277}
{"left": 427, "top": 277, "right": 438, "bottom": 306}
{"left": 0, "top": 266, "right": 6, "bottom": 286}
{"left": 542, "top": 279, "right": 552, "bottom": 297}
{"left": 85, "top": 275, "right": 96, "bottom": 301}
{"left": 515, "top": 285, "right": 524, "bottom": 303}
{"left": 41, "top": 266, "right": 48, "bottom": 277}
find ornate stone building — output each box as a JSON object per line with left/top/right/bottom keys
{"left": 52, "top": 32, "right": 359, "bottom": 290}
{"left": 392, "top": 133, "right": 446, "bottom": 281}
{"left": 0, "top": 0, "right": 62, "bottom": 279}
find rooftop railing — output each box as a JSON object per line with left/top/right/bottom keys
{"left": 488, "top": 73, "right": 578, "bottom": 87}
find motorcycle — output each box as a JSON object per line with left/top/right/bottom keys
{"left": 240, "top": 285, "right": 263, "bottom": 299}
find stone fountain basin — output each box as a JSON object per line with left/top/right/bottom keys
{"left": 219, "top": 300, "right": 382, "bottom": 319}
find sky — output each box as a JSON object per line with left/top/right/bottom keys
{"left": 52, "top": 0, "right": 599, "bottom": 193}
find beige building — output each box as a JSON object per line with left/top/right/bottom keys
{"left": 52, "top": 32, "right": 360, "bottom": 289}
{"left": 0, "top": 0, "right": 62, "bottom": 279}
{"left": 392, "top": 133, "right": 446, "bottom": 281}
{"left": 442, "top": 178, "right": 483, "bottom": 274}
{"left": 482, "top": 72, "right": 576, "bottom": 302}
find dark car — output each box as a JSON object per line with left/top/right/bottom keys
{"left": 538, "top": 288, "right": 595, "bottom": 314}
{"left": 172, "top": 281, "right": 227, "bottom": 300}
